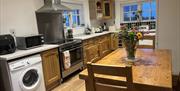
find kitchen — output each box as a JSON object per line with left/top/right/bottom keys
{"left": 0, "top": 0, "right": 180, "bottom": 91}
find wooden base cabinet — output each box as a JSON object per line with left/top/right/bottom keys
{"left": 110, "top": 33, "right": 119, "bottom": 50}
{"left": 99, "top": 36, "right": 111, "bottom": 57}
{"left": 83, "top": 34, "right": 111, "bottom": 66}
{"left": 41, "top": 48, "right": 61, "bottom": 91}
{"left": 86, "top": 44, "right": 100, "bottom": 63}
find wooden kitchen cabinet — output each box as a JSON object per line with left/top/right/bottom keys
{"left": 83, "top": 34, "right": 111, "bottom": 66}
{"left": 88, "top": 0, "right": 114, "bottom": 20}
{"left": 110, "top": 33, "right": 119, "bottom": 50}
{"left": 99, "top": 35, "right": 111, "bottom": 57}
{"left": 102, "top": 0, "right": 114, "bottom": 19}
{"left": 41, "top": 48, "right": 61, "bottom": 91}
{"left": 86, "top": 44, "right": 100, "bottom": 63}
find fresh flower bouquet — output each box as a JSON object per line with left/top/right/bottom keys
{"left": 121, "top": 25, "right": 143, "bottom": 60}
{"left": 121, "top": 9, "right": 143, "bottom": 60}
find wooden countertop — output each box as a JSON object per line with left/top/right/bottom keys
{"left": 79, "top": 48, "right": 172, "bottom": 89}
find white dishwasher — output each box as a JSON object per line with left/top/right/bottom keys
{"left": 8, "top": 54, "right": 46, "bottom": 91}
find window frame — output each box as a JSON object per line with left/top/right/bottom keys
{"left": 121, "top": 0, "right": 157, "bottom": 23}
{"left": 122, "top": 4, "right": 138, "bottom": 22}
{"left": 141, "top": 0, "right": 156, "bottom": 21}
{"left": 63, "top": 9, "right": 81, "bottom": 28}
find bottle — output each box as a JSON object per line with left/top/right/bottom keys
{"left": 85, "top": 25, "right": 92, "bottom": 35}
{"left": 67, "top": 29, "right": 73, "bottom": 38}
{"left": 103, "top": 23, "right": 108, "bottom": 31}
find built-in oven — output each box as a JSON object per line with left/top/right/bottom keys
{"left": 59, "top": 41, "right": 84, "bottom": 80}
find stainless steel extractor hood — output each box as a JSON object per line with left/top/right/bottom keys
{"left": 36, "top": 0, "right": 71, "bottom": 13}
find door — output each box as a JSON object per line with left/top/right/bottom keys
{"left": 41, "top": 48, "right": 61, "bottom": 91}
{"left": 68, "top": 46, "right": 83, "bottom": 66}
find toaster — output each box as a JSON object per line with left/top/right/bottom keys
{"left": 0, "top": 34, "right": 16, "bottom": 55}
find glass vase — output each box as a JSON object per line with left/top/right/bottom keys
{"left": 126, "top": 47, "right": 136, "bottom": 60}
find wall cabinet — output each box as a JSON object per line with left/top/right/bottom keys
{"left": 41, "top": 48, "right": 61, "bottom": 91}
{"left": 102, "top": 0, "right": 114, "bottom": 19}
{"left": 89, "top": 0, "right": 114, "bottom": 20}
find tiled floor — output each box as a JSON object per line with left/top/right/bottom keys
{"left": 52, "top": 71, "right": 86, "bottom": 91}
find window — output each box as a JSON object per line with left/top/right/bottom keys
{"left": 123, "top": 4, "right": 138, "bottom": 22}
{"left": 63, "top": 10, "right": 81, "bottom": 27}
{"left": 122, "top": 0, "right": 156, "bottom": 22}
{"left": 141, "top": 0, "right": 156, "bottom": 20}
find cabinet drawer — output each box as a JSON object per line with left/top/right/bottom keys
{"left": 94, "top": 37, "right": 101, "bottom": 43}
{"left": 42, "top": 48, "right": 58, "bottom": 56}
{"left": 83, "top": 39, "right": 94, "bottom": 46}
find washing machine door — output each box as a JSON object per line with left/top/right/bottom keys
{"left": 19, "top": 67, "right": 42, "bottom": 91}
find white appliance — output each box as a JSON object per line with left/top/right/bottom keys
{"left": 8, "top": 54, "right": 46, "bottom": 91}
{"left": 139, "top": 25, "right": 149, "bottom": 32}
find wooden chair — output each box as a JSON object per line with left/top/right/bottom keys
{"left": 87, "top": 62, "right": 133, "bottom": 91}
{"left": 137, "top": 35, "right": 155, "bottom": 49}
{"left": 176, "top": 73, "right": 180, "bottom": 91}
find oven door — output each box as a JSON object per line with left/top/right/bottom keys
{"left": 68, "top": 46, "right": 83, "bottom": 66}
{"left": 59, "top": 45, "right": 83, "bottom": 70}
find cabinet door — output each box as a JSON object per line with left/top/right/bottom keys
{"left": 102, "top": 0, "right": 113, "bottom": 19}
{"left": 83, "top": 39, "right": 95, "bottom": 66}
{"left": 41, "top": 48, "right": 60, "bottom": 91}
{"left": 111, "top": 33, "right": 119, "bottom": 50}
{"left": 99, "top": 38, "right": 110, "bottom": 57}
{"left": 86, "top": 44, "right": 100, "bottom": 63}
{"left": 83, "top": 45, "right": 88, "bottom": 65}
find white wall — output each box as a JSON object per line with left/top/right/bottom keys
{"left": 0, "top": 0, "right": 90, "bottom": 36}
{"left": 0, "top": 0, "right": 43, "bottom": 36}
{"left": 178, "top": 0, "right": 180, "bottom": 75}
{"left": 0, "top": 0, "right": 3, "bottom": 34}
{"left": 115, "top": 0, "right": 121, "bottom": 28}
{"left": 157, "top": 0, "right": 180, "bottom": 75}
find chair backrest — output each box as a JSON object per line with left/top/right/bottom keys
{"left": 87, "top": 62, "right": 133, "bottom": 91}
{"left": 177, "top": 73, "right": 180, "bottom": 91}
{"left": 137, "top": 35, "right": 155, "bottom": 49}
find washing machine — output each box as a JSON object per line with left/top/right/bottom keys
{"left": 8, "top": 54, "right": 46, "bottom": 91}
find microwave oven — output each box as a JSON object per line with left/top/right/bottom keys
{"left": 16, "top": 34, "right": 44, "bottom": 50}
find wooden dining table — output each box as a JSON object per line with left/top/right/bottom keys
{"left": 79, "top": 48, "right": 172, "bottom": 91}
